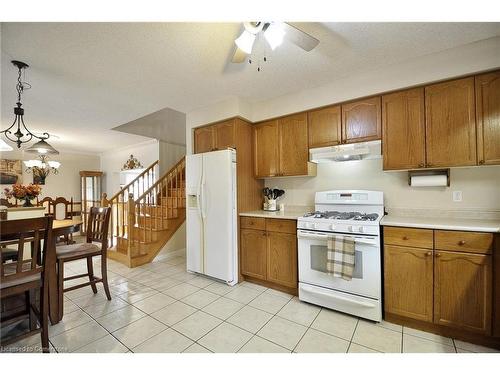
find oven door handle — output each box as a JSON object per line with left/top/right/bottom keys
{"left": 297, "top": 231, "right": 379, "bottom": 246}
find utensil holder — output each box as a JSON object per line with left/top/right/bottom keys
{"left": 265, "top": 199, "right": 278, "bottom": 211}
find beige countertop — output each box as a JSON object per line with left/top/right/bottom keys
{"left": 381, "top": 215, "right": 500, "bottom": 233}
{"left": 239, "top": 208, "right": 310, "bottom": 220}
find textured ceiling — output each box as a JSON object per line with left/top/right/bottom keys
{"left": 1, "top": 22, "right": 499, "bottom": 153}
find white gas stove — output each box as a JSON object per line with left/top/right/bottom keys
{"left": 297, "top": 190, "right": 384, "bottom": 322}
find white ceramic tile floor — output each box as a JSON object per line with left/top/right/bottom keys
{"left": 4, "top": 255, "right": 497, "bottom": 353}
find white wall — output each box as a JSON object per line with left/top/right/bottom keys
{"left": 265, "top": 160, "right": 500, "bottom": 212}
{"left": 0, "top": 150, "right": 100, "bottom": 201}
{"left": 99, "top": 139, "right": 159, "bottom": 196}
{"left": 159, "top": 141, "right": 186, "bottom": 175}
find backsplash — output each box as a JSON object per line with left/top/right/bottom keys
{"left": 265, "top": 159, "right": 500, "bottom": 214}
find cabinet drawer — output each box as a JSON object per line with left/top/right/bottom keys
{"left": 266, "top": 219, "right": 297, "bottom": 234}
{"left": 435, "top": 230, "right": 493, "bottom": 254}
{"left": 240, "top": 216, "right": 266, "bottom": 230}
{"left": 384, "top": 226, "right": 433, "bottom": 249}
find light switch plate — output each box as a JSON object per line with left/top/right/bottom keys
{"left": 452, "top": 191, "right": 463, "bottom": 202}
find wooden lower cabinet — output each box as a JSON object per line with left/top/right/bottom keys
{"left": 240, "top": 217, "right": 298, "bottom": 292}
{"left": 384, "top": 226, "right": 497, "bottom": 346}
{"left": 267, "top": 231, "right": 297, "bottom": 288}
{"left": 384, "top": 245, "right": 433, "bottom": 322}
{"left": 434, "top": 250, "right": 492, "bottom": 335}
{"left": 240, "top": 228, "right": 267, "bottom": 280}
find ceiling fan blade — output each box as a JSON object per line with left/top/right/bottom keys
{"left": 283, "top": 23, "right": 319, "bottom": 51}
{"left": 231, "top": 46, "right": 247, "bottom": 63}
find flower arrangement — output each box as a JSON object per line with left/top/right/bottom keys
{"left": 4, "top": 183, "right": 42, "bottom": 207}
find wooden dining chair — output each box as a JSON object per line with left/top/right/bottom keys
{"left": 55, "top": 207, "right": 111, "bottom": 318}
{"left": 52, "top": 197, "right": 76, "bottom": 244}
{"left": 36, "top": 197, "right": 54, "bottom": 216}
{"left": 0, "top": 216, "right": 53, "bottom": 353}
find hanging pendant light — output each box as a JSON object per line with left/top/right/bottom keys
{"left": 0, "top": 60, "right": 58, "bottom": 153}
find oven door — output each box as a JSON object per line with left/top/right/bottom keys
{"left": 297, "top": 229, "right": 381, "bottom": 299}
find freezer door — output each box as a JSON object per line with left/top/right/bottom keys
{"left": 186, "top": 154, "right": 203, "bottom": 274}
{"left": 202, "top": 150, "right": 237, "bottom": 283}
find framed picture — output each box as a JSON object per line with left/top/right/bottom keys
{"left": 0, "top": 159, "right": 23, "bottom": 185}
{"left": 33, "top": 168, "right": 46, "bottom": 185}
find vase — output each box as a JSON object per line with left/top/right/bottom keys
{"left": 23, "top": 198, "right": 34, "bottom": 207}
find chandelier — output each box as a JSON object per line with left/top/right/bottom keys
{"left": 0, "top": 60, "right": 59, "bottom": 154}
{"left": 24, "top": 154, "right": 61, "bottom": 185}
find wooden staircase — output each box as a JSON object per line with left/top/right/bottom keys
{"left": 101, "top": 157, "right": 186, "bottom": 268}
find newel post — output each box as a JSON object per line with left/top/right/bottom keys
{"left": 101, "top": 192, "right": 109, "bottom": 207}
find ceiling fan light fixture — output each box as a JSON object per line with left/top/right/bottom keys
{"left": 264, "top": 22, "right": 286, "bottom": 50}
{"left": 235, "top": 30, "right": 256, "bottom": 54}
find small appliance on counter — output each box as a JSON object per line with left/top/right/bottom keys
{"left": 262, "top": 187, "right": 285, "bottom": 211}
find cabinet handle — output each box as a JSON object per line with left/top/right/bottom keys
{"left": 418, "top": 163, "right": 425, "bottom": 168}
{"left": 479, "top": 160, "right": 485, "bottom": 165}
{"left": 426, "top": 251, "right": 432, "bottom": 256}
{"left": 402, "top": 236, "right": 409, "bottom": 241}
{"left": 435, "top": 252, "right": 441, "bottom": 257}
{"left": 427, "top": 163, "right": 434, "bottom": 167}
{"left": 262, "top": 232, "right": 266, "bottom": 236}
{"left": 458, "top": 240, "right": 466, "bottom": 246}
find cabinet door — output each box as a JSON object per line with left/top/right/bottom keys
{"left": 240, "top": 228, "right": 267, "bottom": 280}
{"left": 278, "top": 113, "right": 309, "bottom": 176}
{"left": 384, "top": 245, "right": 434, "bottom": 322}
{"left": 341, "top": 96, "right": 381, "bottom": 143}
{"left": 214, "top": 120, "right": 235, "bottom": 150}
{"left": 382, "top": 88, "right": 426, "bottom": 170}
{"left": 194, "top": 126, "right": 214, "bottom": 154}
{"left": 425, "top": 77, "right": 476, "bottom": 167}
{"left": 254, "top": 120, "right": 279, "bottom": 178}
{"left": 267, "top": 231, "right": 297, "bottom": 288}
{"left": 434, "top": 250, "right": 492, "bottom": 335}
{"left": 308, "top": 106, "right": 342, "bottom": 148}
{"left": 475, "top": 71, "right": 500, "bottom": 165}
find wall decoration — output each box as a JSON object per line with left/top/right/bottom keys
{"left": 0, "top": 159, "right": 23, "bottom": 185}
{"left": 122, "top": 154, "right": 143, "bottom": 171}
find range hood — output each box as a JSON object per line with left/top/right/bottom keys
{"left": 310, "top": 140, "right": 381, "bottom": 163}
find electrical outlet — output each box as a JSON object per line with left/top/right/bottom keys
{"left": 452, "top": 191, "right": 463, "bottom": 202}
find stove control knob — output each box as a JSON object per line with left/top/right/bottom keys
{"left": 348, "top": 225, "right": 353, "bottom": 232}
{"left": 358, "top": 226, "right": 364, "bottom": 233}
{"left": 311, "top": 223, "right": 317, "bottom": 230}
{"left": 330, "top": 224, "right": 335, "bottom": 231}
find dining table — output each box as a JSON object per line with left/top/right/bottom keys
{"left": 47, "top": 218, "right": 83, "bottom": 324}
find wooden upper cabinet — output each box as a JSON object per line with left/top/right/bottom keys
{"left": 382, "top": 88, "right": 426, "bottom": 170}
{"left": 475, "top": 71, "right": 500, "bottom": 165}
{"left": 434, "top": 251, "right": 492, "bottom": 335}
{"left": 308, "top": 106, "right": 342, "bottom": 148}
{"left": 384, "top": 245, "right": 434, "bottom": 322}
{"left": 425, "top": 77, "right": 477, "bottom": 167}
{"left": 278, "top": 113, "right": 309, "bottom": 176}
{"left": 341, "top": 96, "right": 381, "bottom": 144}
{"left": 254, "top": 120, "right": 279, "bottom": 178}
{"left": 194, "top": 126, "right": 214, "bottom": 154}
{"left": 214, "top": 120, "right": 235, "bottom": 150}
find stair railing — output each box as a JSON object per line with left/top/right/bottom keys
{"left": 101, "top": 160, "right": 159, "bottom": 248}
{"left": 128, "top": 157, "right": 185, "bottom": 257}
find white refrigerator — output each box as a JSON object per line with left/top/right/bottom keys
{"left": 186, "top": 149, "right": 238, "bottom": 286}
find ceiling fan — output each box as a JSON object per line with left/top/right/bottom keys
{"left": 231, "top": 22, "right": 320, "bottom": 63}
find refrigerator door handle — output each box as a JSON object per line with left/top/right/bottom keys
{"left": 201, "top": 181, "right": 207, "bottom": 219}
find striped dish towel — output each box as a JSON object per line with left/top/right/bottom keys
{"left": 326, "top": 235, "right": 355, "bottom": 280}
